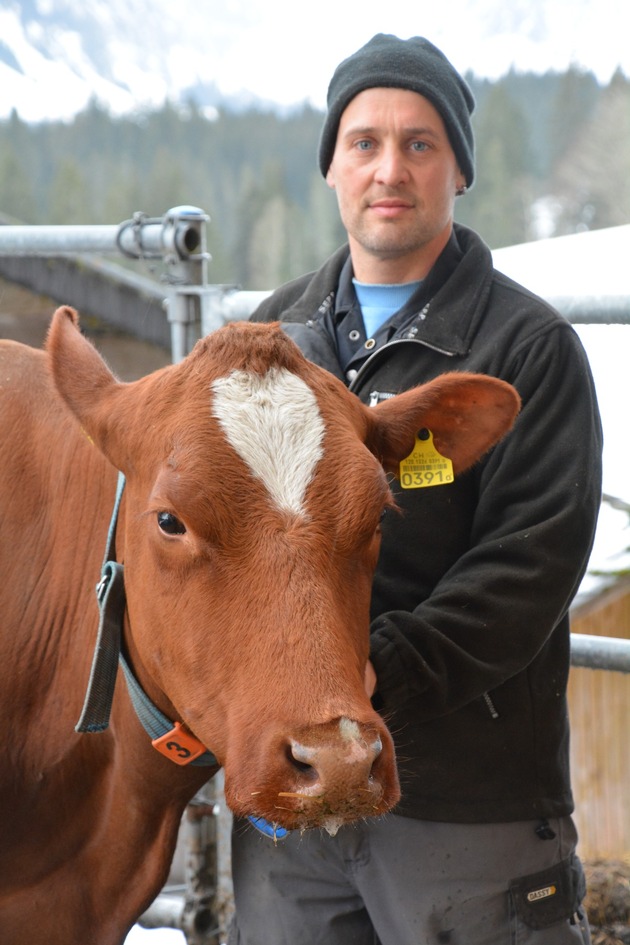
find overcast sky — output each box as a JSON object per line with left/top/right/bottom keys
{"left": 162, "top": 0, "right": 628, "bottom": 107}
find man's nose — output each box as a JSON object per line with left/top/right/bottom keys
{"left": 374, "top": 145, "right": 410, "bottom": 186}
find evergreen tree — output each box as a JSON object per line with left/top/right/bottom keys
{"left": 47, "top": 157, "right": 91, "bottom": 224}
{"left": 547, "top": 66, "right": 600, "bottom": 172}
{"left": 457, "top": 80, "right": 534, "bottom": 247}
{"left": 0, "top": 143, "right": 38, "bottom": 223}
{"left": 0, "top": 68, "right": 623, "bottom": 283}
{"left": 305, "top": 171, "right": 346, "bottom": 269}
{"left": 552, "top": 69, "right": 630, "bottom": 233}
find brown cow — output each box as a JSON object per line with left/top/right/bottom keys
{"left": 0, "top": 307, "right": 519, "bottom": 944}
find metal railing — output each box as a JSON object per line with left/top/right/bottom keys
{"left": 569, "top": 633, "right": 630, "bottom": 673}
{"left": 0, "top": 207, "right": 211, "bottom": 362}
{"left": 3, "top": 213, "right": 629, "bottom": 355}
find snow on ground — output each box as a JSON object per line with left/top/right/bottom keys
{"left": 124, "top": 929, "right": 185, "bottom": 944}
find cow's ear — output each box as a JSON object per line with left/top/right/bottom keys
{"left": 364, "top": 372, "right": 521, "bottom": 476}
{"left": 46, "top": 306, "right": 130, "bottom": 469}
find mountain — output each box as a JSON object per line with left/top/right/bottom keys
{"left": 0, "top": 0, "right": 280, "bottom": 123}
{"left": 0, "top": 0, "right": 627, "bottom": 124}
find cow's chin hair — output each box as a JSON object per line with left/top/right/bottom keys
{"left": 226, "top": 775, "right": 396, "bottom": 836}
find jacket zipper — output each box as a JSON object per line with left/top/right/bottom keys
{"left": 482, "top": 692, "right": 500, "bottom": 719}
{"left": 348, "top": 337, "right": 456, "bottom": 399}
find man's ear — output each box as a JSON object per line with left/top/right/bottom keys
{"left": 326, "top": 166, "right": 336, "bottom": 189}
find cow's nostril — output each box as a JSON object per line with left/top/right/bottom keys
{"left": 285, "top": 743, "right": 318, "bottom": 781}
{"left": 369, "top": 751, "right": 385, "bottom": 783}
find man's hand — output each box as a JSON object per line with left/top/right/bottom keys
{"left": 364, "top": 659, "right": 377, "bottom": 698}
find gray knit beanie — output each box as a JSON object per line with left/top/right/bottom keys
{"left": 318, "top": 34, "right": 475, "bottom": 186}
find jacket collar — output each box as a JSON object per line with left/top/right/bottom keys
{"left": 279, "top": 226, "right": 495, "bottom": 360}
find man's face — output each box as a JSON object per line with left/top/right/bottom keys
{"left": 326, "top": 87, "right": 466, "bottom": 282}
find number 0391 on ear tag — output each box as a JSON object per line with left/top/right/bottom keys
{"left": 399, "top": 429, "right": 454, "bottom": 489}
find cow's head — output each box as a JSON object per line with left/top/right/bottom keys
{"left": 47, "top": 307, "right": 520, "bottom": 832}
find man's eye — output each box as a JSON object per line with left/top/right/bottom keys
{"left": 410, "top": 141, "right": 429, "bottom": 152}
{"left": 356, "top": 140, "right": 373, "bottom": 151}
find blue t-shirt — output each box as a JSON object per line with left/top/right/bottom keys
{"left": 353, "top": 279, "right": 422, "bottom": 338}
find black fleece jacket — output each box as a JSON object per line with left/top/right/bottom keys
{"left": 251, "top": 224, "right": 603, "bottom": 823}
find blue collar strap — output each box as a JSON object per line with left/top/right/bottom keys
{"left": 119, "top": 650, "right": 218, "bottom": 767}
{"left": 75, "top": 472, "right": 219, "bottom": 769}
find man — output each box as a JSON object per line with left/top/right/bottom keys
{"left": 229, "top": 34, "right": 601, "bottom": 945}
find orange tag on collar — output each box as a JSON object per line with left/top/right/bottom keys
{"left": 152, "top": 721, "right": 208, "bottom": 765}
{"left": 399, "top": 429, "right": 454, "bottom": 489}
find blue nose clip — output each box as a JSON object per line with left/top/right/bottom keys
{"left": 247, "top": 815, "right": 289, "bottom": 840}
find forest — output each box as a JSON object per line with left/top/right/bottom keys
{"left": 0, "top": 66, "right": 628, "bottom": 291}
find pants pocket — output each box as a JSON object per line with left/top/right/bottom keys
{"left": 509, "top": 854, "right": 591, "bottom": 943}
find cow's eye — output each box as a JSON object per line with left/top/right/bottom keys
{"left": 157, "top": 511, "right": 186, "bottom": 536}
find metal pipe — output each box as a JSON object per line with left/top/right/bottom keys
{"left": 139, "top": 895, "right": 185, "bottom": 930}
{"left": 0, "top": 208, "right": 208, "bottom": 260}
{"left": 0, "top": 224, "right": 120, "bottom": 255}
{"left": 570, "top": 633, "right": 630, "bottom": 673}
{"left": 550, "top": 296, "right": 630, "bottom": 324}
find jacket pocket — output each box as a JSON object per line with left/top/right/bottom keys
{"left": 509, "top": 854, "right": 586, "bottom": 930}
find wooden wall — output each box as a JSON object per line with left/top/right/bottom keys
{"left": 569, "top": 580, "right": 630, "bottom": 860}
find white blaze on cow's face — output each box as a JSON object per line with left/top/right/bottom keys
{"left": 210, "top": 367, "right": 326, "bottom": 515}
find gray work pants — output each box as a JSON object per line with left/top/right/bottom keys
{"left": 227, "top": 814, "right": 591, "bottom": 945}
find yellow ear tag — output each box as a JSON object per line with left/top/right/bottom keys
{"left": 399, "top": 429, "right": 454, "bottom": 489}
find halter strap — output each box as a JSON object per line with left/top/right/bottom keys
{"left": 76, "top": 472, "right": 219, "bottom": 768}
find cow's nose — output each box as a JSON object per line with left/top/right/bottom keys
{"left": 286, "top": 717, "right": 384, "bottom": 789}
{"left": 225, "top": 714, "right": 399, "bottom": 831}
